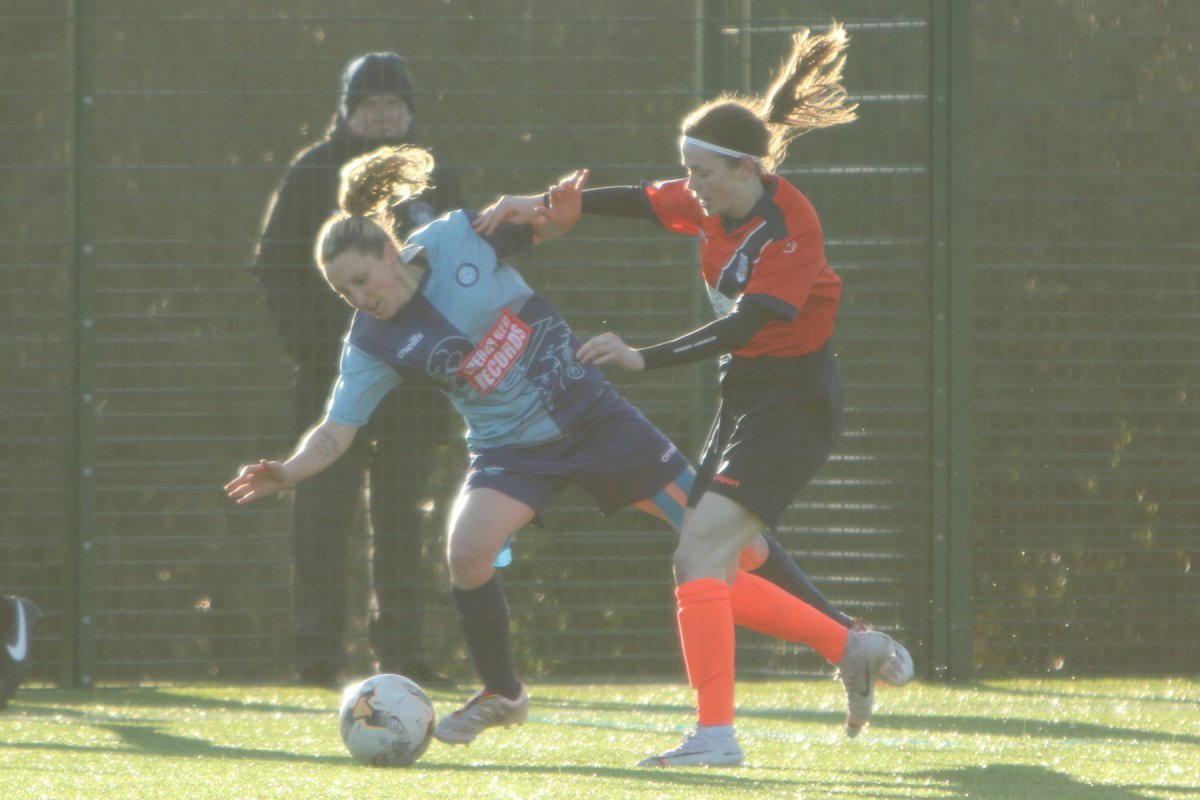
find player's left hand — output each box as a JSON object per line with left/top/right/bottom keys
{"left": 224, "top": 459, "right": 290, "bottom": 504}
{"left": 576, "top": 331, "right": 645, "bottom": 371}
{"left": 532, "top": 168, "right": 589, "bottom": 240}
{"left": 473, "top": 168, "right": 589, "bottom": 241}
{"left": 473, "top": 194, "right": 542, "bottom": 236}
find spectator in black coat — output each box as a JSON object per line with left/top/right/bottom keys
{"left": 253, "top": 52, "right": 461, "bottom": 687}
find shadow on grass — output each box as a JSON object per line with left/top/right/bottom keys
{"left": 415, "top": 761, "right": 803, "bottom": 792}
{"left": 0, "top": 723, "right": 348, "bottom": 766}
{"left": 531, "top": 689, "right": 1200, "bottom": 747}
{"left": 13, "top": 687, "right": 332, "bottom": 717}
{"left": 920, "top": 764, "right": 1165, "bottom": 800}
{"left": 973, "top": 679, "right": 1200, "bottom": 707}
{"left": 0, "top": 723, "right": 808, "bottom": 791}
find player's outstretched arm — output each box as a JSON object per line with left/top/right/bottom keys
{"left": 472, "top": 194, "right": 541, "bottom": 235}
{"left": 531, "top": 168, "right": 588, "bottom": 244}
{"left": 473, "top": 168, "right": 589, "bottom": 239}
{"left": 225, "top": 419, "right": 359, "bottom": 504}
{"left": 576, "top": 331, "right": 645, "bottom": 372}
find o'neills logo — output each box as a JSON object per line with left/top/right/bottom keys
{"left": 456, "top": 309, "right": 531, "bottom": 395}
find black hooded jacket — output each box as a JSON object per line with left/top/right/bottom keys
{"left": 253, "top": 116, "right": 463, "bottom": 386}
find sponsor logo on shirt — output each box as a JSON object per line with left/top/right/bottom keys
{"left": 456, "top": 309, "right": 531, "bottom": 395}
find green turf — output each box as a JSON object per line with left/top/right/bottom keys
{"left": 1, "top": 678, "right": 1196, "bottom": 799}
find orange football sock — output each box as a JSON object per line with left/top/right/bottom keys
{"left": 675, "top": 578, "right": 735, "bottom": 727}
{"left": 730, "top": 569, "right": 849, "bottom": 664}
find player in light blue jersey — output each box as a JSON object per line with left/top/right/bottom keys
{"left": 226, "top": 145, "right": 876, "bottom": 753}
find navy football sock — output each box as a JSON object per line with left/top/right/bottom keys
{"left": 453, "top": 576, "right": 522, "bottom": 700}
{"left": 751, "top": 535, "right": 854, "bottom": 628}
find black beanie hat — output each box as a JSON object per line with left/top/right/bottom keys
{"left": 339, "top": 52, "right": 417, "bottom": 120}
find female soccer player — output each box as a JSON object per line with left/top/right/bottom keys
{"left": 226, "top": 142, "right": 892, "bottom": 755}
{"left": 474, "top": 24, "right": 911, "bottom": 766}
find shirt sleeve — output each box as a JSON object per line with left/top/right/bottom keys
{"left": 637, "top": 300, "right": 779, "bottom": 369}
{"left": 324, "top": 343, "right": 402, "bottom": 427}
{"left": 579, "top": 186, "right": 657, "bottom": 220}
{"left": 642, "top": 179, "right": 705, "bottom": 236}
{"left": 251, "top": 157, "right": 323, "bottom": 360}
{"left": 742, "top": 206, "right": 827, "bottom": 319}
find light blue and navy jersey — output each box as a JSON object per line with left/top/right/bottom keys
{"left": 325, "top": 210, "right": 617, "bottom": 449}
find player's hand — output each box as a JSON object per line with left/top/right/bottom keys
{"left": 532, "top": 168, "right": 589, "bottom": 241}
{"left": 224, "top": 459, "right": 290, "bottom": 504}
{"left": 576, "top": 331, "right": 645, "bottom": 371}
{"left": 473, "top": 168, "right": 589, "bottom": 240}
{"left": 473, "top": 194, "right": 542, "bottom": 237}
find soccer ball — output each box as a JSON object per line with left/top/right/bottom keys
{"left": 339, "top": 673, "right": 436, "bottom": 767}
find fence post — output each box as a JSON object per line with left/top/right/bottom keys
{"left": 692, "top": 0, "right": 726, "bottom": 452}
{"left": 930, "top": 0, "right": 975, "bottom": 680}
{"left": 70, "top": 0, "right": 97, "bottom": 689}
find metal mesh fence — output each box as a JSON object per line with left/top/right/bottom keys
{"left": 3, "top": 5, "right": 80, "bottom": 681}
{"left": 971, "top": 1, "right": 1200, "bottom": 675}
{"left": 0, "top": 0, "right": 1195, "bottom": 688}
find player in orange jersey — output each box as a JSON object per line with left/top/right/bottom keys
{"left": 475, "top": 23, "right": 913, "bottom": 766}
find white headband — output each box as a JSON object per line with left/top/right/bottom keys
{"left": 680, "top": 135, "right": 763, "bottom": 165}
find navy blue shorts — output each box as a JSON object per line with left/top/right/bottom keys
{"left": 466, "top": 395, "right": 690, "bottom": 516}
{"left": 691, "top": 344, "right": 844, "bottom": 530}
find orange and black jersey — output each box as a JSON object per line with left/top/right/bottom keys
{"left": 580, "top": 176, "right": 841, "bottom": 368}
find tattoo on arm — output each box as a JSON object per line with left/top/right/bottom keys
{"left": 312, "top": 428, "right": 343, "bottom": 465}
{"left": 286, "top": 421, "right": 354, "bottom": 484}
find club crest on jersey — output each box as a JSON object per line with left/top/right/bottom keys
{"left": 456, "top": 309, "right": 530, "bottom": 395}
{"left": 456, "top": 263, "right": 480, "bottom": 287}
{"left": 735, "top": 253, "right": 749, "bottom": 283}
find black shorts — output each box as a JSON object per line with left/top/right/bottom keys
{"left": 690, "top": 344, "right": 844, "bottom": 530}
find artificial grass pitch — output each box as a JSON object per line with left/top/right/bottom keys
{"left": 1, "top": 677, "right": 1195, "bottom": 799}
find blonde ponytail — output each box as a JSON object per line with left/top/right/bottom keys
{"left": 760, "top": 24, "right": 858, "bottom": 132}
{"left": 338, "top": 145, "right": 436, "bottom": 217}
{"left": 681, "top": 22, "right": 857, "bottom": 171}
{"left": 316, "top": 145, "right": 436, "bottom": 270}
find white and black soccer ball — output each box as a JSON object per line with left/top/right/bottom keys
{"left": 338, "top": 673, "right": 436, "bottom": 767}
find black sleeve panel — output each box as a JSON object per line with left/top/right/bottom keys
{"left": 637, "top": 299, "right": 780, "bottom": 370}
{"left": 579, "top": 186, "right": 658, "bottom": 222}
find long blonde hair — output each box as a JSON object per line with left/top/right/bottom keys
{"left": 314, "top": 145, "right": 436, "bottom": 270}
{"left": 682, "top": 22, "right": 857, "bottom": 171}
